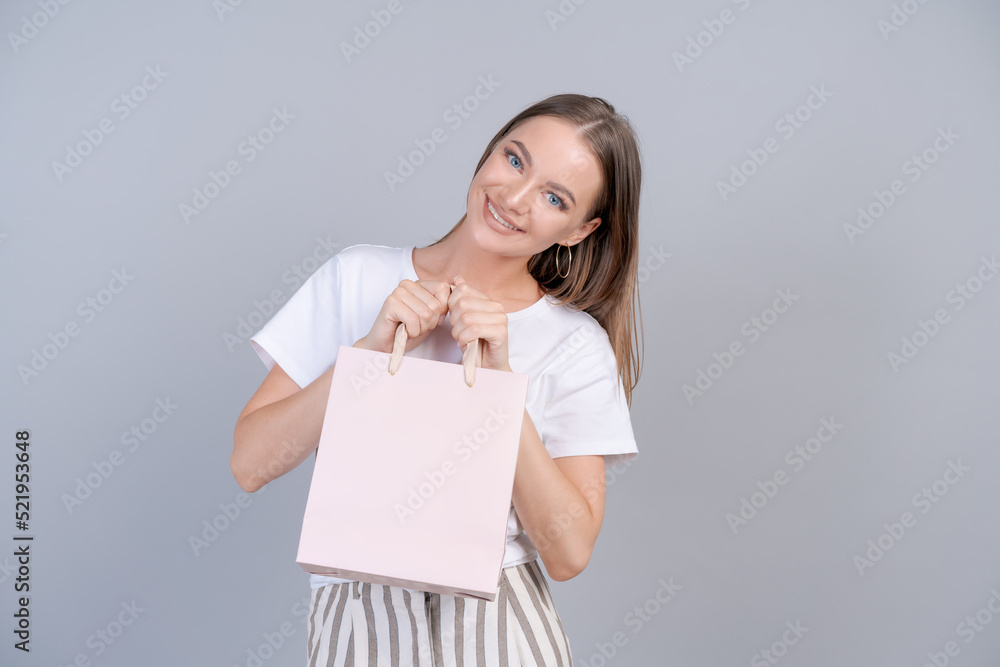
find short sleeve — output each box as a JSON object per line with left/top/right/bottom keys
{"left": 249, "top": 252, "right": 343, "bottom": 389}
{"left": 541, "top": 329, "right": 638, "bottom": 471}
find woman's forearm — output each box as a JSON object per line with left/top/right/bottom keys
{"left": 510, "top": 410, "right": 604, "bottom": 581}
{"left": 232, "top": 337, "right": 383, "bottom": 491}
{"left": 231, "top": 364, "right": 335, "bottom": 492}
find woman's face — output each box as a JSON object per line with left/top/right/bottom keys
{"left": 465, "top": 115, "right": 603, "bottom": 259}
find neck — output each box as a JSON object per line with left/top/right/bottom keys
{"left": 421, "top": 222, "right": 541, "bottom": 301}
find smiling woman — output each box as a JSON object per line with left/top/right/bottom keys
{"left": 231, "top": 93, "right": 645, "bottom": 666}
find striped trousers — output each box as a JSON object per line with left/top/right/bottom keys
{"left": 306, "top": 559, "right": 574, "bottom": 666}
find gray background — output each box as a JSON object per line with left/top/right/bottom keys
{"left": 2, "top": 0, "right": 999, "bottom": 665}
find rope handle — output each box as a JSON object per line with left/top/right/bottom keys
{"left": 387, "top": 284, "right": 481, "bottom": 387}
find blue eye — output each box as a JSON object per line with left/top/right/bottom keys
{"left": 503, "top": 147, "right": 568, "bottom": 211}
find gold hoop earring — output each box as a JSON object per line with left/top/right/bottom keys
{"left": 555, "top": 243, "right": 572, "bottom": 279}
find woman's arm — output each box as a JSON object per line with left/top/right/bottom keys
{"left": 232, "top": 278, "right": 451, "bottom": 493}
{"left": 446, "top": 277, "right": 609, "bottom": 581}
{"left": 511, "top": 409, "right": 607, "bottom": 582}
{"left": 230, "top": 361, "right": 336, "bottom": 493}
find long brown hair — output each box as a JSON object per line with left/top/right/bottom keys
{"left": 429, "top": 93, "right": 644, "bottom": 408}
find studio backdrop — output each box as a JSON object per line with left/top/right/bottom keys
{"left": 2, "top": 0, "right": 999, "bottom": 665}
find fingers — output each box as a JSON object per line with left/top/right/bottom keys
{"left": 447, "top": 280, "right": 477, "bottom": 315}
{"left": 414, "top": 279, "right": 453, "bottom": 306}
{"left": 448, "top": 285, "right": 502, "bottom": 321}
{"left": 392, "top": 280, "right": 449, "bottom": 339}
{"left": 448, "top": 309, "right": 508, "bottom": 350}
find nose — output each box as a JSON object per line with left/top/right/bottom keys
{"left": 497, "top": 179, "right": 532, "bottom": 216}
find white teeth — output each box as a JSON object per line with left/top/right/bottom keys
{"left": 488, "top": 199, "right": 520, "bottom": 231}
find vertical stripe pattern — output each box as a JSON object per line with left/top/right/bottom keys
{"left": 305, "top": 560, "right": 573, "bottom": 666}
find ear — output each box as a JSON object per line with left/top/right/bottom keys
{"left": 565, "top": 216, "right": 601, "bottom": 245}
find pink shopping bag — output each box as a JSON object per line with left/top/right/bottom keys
{"left": 296, "top": 323, "right": 529, "bottom": 600}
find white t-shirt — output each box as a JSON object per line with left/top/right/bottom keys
{"left": 249, "top": 243, "right": 638, "bottom": 590}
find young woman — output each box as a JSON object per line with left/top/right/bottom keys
{"left": 232, "top": 93, "right": 644, "bottom": 666}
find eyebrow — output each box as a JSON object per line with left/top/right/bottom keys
{"left": 511, "top": 139, "right": 577, "bottom": 207}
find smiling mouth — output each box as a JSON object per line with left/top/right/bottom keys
{"left": 486, "top": 196, "right": 524, "bottom": 232}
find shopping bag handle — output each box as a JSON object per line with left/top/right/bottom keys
{"left": 388, "top": 322, "right": 481, "bottom": 387}
{"left": 387, "top": 283, "right": 482, "bottom": 386}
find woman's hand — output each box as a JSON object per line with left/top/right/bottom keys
{"left": 447, "top": 275, "right": 512, "bottom": 372}
{"left": 354, "top": 279, "right": 453, "bottom": 353}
